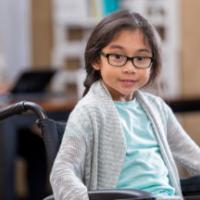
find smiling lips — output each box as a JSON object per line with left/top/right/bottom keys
{"left": 120, "top": 79, "right": 138, "bottom": 87}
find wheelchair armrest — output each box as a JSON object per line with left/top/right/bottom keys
{"left": 88, "top": 189, "right": 155, "bottom": 200}
{"left": 181, "top": 175, "right": 200, "bottom": 196}
{"left": 43, "top": 195, "right": 54, "bottom": 200}
{"left": 43, "top": 189, "right": 155, "bottom": 200}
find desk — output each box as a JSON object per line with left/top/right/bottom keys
{"left": 166, "top": 98, "right": 200, "bottom": 113}
{"left": 0, "top": 95, "right": 76, "bottom": 200}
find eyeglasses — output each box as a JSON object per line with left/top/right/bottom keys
{"left": 101, "top": 52, "right": 153, "bottom": 69}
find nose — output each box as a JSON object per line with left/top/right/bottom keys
{"left": 122, "top": 60, "right": 137, "bottom": 73}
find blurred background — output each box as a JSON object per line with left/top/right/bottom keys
{"left": 0, "top": 0, "right": 200, "bottom": 99}
{"left": 0, "top": 0, "right": 200, "bottom": 199}
{"left": 0, "top": 0, "right": 199, "bottom": 98}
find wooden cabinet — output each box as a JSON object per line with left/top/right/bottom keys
{"left": 181, "top": 0, "right": 200, "bottom": 97}
{"left": 31, "top": 0, "right": 53, "bottom": 67}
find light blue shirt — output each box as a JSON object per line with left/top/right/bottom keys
{"left": 114, "top": 98, "right": 176, "bottom": 197}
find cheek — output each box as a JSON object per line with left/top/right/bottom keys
{"left": 99, "top": 61, "right": 113, "bottom": 76}
{"left": 146, "top": 70, "right": 151, "bottom": 79}
{"left": 100, "top": 67, "right": 113, "bottom": 79}
{"left": 141, "top": 69, "right": 151, "bottom": 83}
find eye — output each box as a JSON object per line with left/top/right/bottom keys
{"left": 109, "top": 54, "right": 126, "bottom": 62}
{"left": 135, "top": 56, "right": 147, "bottom": 61}
{"left": 134, "top": 56, "right": 152, "bottom": 63}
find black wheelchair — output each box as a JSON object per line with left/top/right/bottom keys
{"left": 0, "top": 101, "right": 200, "bottom": 200}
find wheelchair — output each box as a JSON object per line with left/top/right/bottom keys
{"left": 0, "top": 101, "right": 200, "bottom": 200}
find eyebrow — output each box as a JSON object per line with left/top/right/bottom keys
{"left": 108, "top": 44, "right": 152, "bottom": 54}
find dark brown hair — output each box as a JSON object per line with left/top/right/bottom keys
{"left": 83, "top": 10, "right": 161, "bottom": 96}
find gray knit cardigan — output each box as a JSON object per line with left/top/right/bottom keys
{"left": 50, "top": 81, "right": 200, "bottom": 200}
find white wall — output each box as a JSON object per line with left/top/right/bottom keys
{"left": 0, "top": 0, "right": 31, "bottom": 80}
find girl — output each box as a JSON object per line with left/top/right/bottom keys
{"left": 50, "top": 10, "right": 200, "bottom": 200}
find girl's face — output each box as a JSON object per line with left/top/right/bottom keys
{"left": 93, "top": 29, "right": 152, "bottom": 101}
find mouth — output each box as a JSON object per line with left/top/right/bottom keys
{"left": 120, "top": 79, "right": 138, "bottom": 87}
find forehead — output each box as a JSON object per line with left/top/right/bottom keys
{"left": 106, "top": 28, "right": 151, "bottom": 51}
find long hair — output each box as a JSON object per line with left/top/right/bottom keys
{"left": 83, "top": 10, "right": 161, "bottom": 96}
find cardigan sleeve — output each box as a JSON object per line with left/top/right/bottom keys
{"left": 164, "top": 103, "right": 200, "bottom": 175}
{"left": 50, "top": 106, "right": 91, "bottom": 200}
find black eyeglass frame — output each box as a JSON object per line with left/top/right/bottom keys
{"left": 100, "top": 52, "right": 153, "bottom": 69}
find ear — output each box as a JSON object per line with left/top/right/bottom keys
{"left": 92, "top": 62, "right": 101, "bottom": 70}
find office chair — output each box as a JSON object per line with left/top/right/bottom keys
{"left": 0, "top": 101, "right": 200, "bottom": 200}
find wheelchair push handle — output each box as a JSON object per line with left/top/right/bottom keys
{"left": 0, "top": 101, "right": 47, "bottom": 121}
